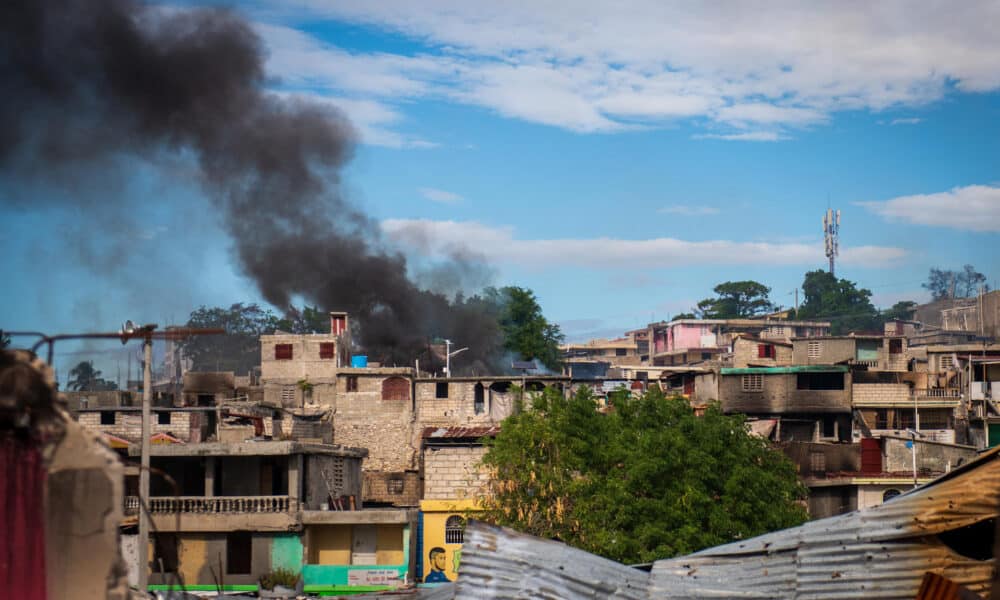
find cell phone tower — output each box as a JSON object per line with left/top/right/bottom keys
{"left": 823, "top": 208, "right": 840, "bottom": 276}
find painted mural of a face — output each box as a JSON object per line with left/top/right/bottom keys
{"left": 424, "top": 547, "right": 452, "bottom": 583}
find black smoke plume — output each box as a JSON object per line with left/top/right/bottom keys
{"left": 1, "top": 0, "right": 503, "bottom": 372}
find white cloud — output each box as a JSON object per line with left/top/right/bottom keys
{"left": 693, "top": 131, "right": 788, "bottom": 142}
{"left": 890, "top": 117, "right": 923, "bottom": 125}
{"left": 381, "top": 218, "right": 907, "bottom": 269}
{"left": 419, "top": 187, "right": 463, "bottom": 204}
{"left": 858, "top": 185, "right": 1000, "bottom": 232}
{"left": 658, "top": 205, "right": 720, "bottom": 216}
{"left": 256, "top": 1, "right": 1000, "bottom": 135}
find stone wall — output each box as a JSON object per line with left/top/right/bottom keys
{"left": 422, "top": 445, "right": 489, "bottom": 501}
{"left": 333, "top": 373, "right": 415, "bottom": 473}
{"left": 792, "top": 338, "right": 856, "bottom": 365}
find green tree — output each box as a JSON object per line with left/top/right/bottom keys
{"left": 495, "top": 286, "right": 564, "bottom": 371}
{"left": 796, "top": 270, "right": 880, "bottom": 334}
{"left": 277, "top": 305, "right": 331, "bottom": 334}
{"left": 68, "top": 360, "right": 117, "bottom": 391}
{"left": 672, "top": 312, "right": 697, "bottom": 320}
{"left": 882, "top": 300, "right": 917, "bottom": 322}
{"left": 479, "top": 386, "right": 807, "bottom": 564}
{"left": 695, "top": 281, "right": 775, "bottom": 319}
{"left": 179, "top": 303, "right": 281, "bottom": 375}
{"left": 923, "top": 265, "right": 989, "bottom": 300}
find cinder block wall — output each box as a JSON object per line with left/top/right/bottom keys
{"left": 422, "top": 446, "right": 489, "bottom": 501}
{"left": 852, "top": 383, "right": 910, "bottom": 405}
{"left": 78, "top": 410, "right": 192, "bottom": 441}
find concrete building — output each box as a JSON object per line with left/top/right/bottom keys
{"left": 783, "top": 436, "right": 979, "bottom": 519}
{"left": 125, "top": 440, "right": 417, "bottom": 595}
{"left": 648, "top": 318, "right": 830, "bottom": 367}
{"left": 731, "top": 334, "right": 793, "bottom": 368}
{"left": 417, "top": 426, "right": 499, "bottom": 584}
{"left": 719, "top": 365, "right": 852, "bottom": 442}
{"left": 791, "top": 334, "right": 908, "bottom": 371}
{"left": 560, "top": 335, "right": 643, "bottom": 368}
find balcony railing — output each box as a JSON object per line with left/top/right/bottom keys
{"left": 913, "top": 388, "right": 962, "bottom": 398}
{"left": 124, "top": 495, "right": 140, "bottom": 516}
{"left": 125, "top": 495, "right": 294, "bottom": 514}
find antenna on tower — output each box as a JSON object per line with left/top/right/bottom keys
{"left": 823, "top": 208, "right": 840, "bottom": 277}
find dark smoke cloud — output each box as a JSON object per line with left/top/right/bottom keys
{"left": 1, "top": 0, "right": 502, "bottom": 372}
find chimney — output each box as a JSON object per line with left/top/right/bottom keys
{"left": 330, "top": 312, "right": 348, "bottom": 336}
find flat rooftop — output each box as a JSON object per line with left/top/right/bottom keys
{"left": 127, "top": 440, "right": 367, "bottom": 458}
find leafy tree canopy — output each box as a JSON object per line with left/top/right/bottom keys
{"left": 695, "top": 281, "right": 776, "bottom": 319}
{"left": 493, "top": 286, "right": 564, "bottom": 371}
{"left": 180, "top": 303, "right": 283, "bottom": 375}
{"left": 672, "top": 312, "right": 697, "bottom": 320}
{"left": 68, "top": 360, "right": 118, "bottom": 391}
{"left": 796, "top": 270, "right": 879, "bottom": 334}
{"left": 923, "top": 265, "right": 989, "bottom": 300}
{"left": 882, "top": 300, "right": 917, "bottom": 322}
{"left": 478, "top": 386, "right": 807, "bottom": 564}
{"left": 276, "top": 305, "right": 331, "bottom": 334}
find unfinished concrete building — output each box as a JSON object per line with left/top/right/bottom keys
{"left": 125, "top": 440, "right": 417, "bottom": 595}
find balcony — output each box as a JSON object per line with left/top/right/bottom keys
{"left": 126, "top": 495, "right": 295, "bottom": 514}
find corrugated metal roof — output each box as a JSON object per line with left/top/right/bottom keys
{"left": 456, "top": 522, "right": 649, "bottom": 599}
{"left": 422, "top": 426, "right": 502, "bottom": 440}
{"left": 439, "top": 445, "right": 999, "bottom": 598}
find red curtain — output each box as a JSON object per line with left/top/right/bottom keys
{"left": 0, "top": 435, "right": 47, "bottom": 600}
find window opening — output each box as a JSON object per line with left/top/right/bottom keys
{"left": 226, "top": 531, "right": 252, "bottom": 574}
{"left": 387, "top": 477, "right": 404, "bottom": 495}
{"left": 807, "top": 341, "right": 821, "bottom": 359}
{"left": 882, "top": 488, "right": 902, "bottom": 502}
{"left": 100, "top": 411, "right": 116, "bottom": 425}
{"left": 345, "top": 376, "right": 358, "bottom": 392}
{"left": 445, "top": 516, "right": 466, "bottom": 544}
{"left": 274, "top": 344, "right": 293, "bottom": 360}
{"left": 809, "top": 451, "right": 826, "bottom": 473}
{"left": 280, "top": 386, "right": 295, "bottom": 404}
{"left": 889, "top": 339, "right": 903, "bottom": 354}
{"left": 436, "top": 382, "right": 448, "bottom": 399}
{"left": 319, "top": 342, "right": 335, "bottom": 359}
{"left": 157, "top": 411, "right": 171, "bottom": 425}
{"left": 741, "top": 374, "right": 763, "bottom": 392}
{"left": 796, "top": 372, "right": 844, "bottom": 390}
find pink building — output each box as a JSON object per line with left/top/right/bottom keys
{"left": 648, "top": 318, "right": 830, "bottom": 366}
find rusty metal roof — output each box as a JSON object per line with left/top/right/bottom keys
{"left": 438, "top": 445, "right": 999, "bottom": 598}
{"left": 421, "top": 426, "right": 502, "bottom": 440}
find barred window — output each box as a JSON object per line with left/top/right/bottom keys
{"left": 281, "top": 386, "right": 295, "bottom": 404}
{"left": 939, "top": 355, "right": 954, "bottom": 370}
{"left": 741, "top": 374, "right": 763, "bottom": 392}
{"left": 387, "top": 477, "right": 404, "bottom": 495}
{"left": 274, "top": 344, "right": 293, "bottom": 360}
{"left": 319, "top": 342, "right": 335, "bottom": 359}
{"left": 807, "top": 341, "right": 821, "bottom": 359}
{"left": 445, "top": 515, "right": 466, "bottom": 544}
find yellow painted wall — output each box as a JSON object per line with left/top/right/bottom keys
{"left": 308, "top": 525, "right": 352, "bottom": 565}
{"left": 177, "top": 535, "right": 209, "bottom": 585}
{"left": 420, "top": 499, "right": 480, "bottom": 583}
{"left": 375, "top": 525, "right": 404, "bottom": 566}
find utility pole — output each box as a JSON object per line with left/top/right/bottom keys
{"left": 122, "top": 322, "right": 157, "bottom": 595}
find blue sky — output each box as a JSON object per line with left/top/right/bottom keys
{"left": 3, "top": 1, "right": 999, "bottom": 379}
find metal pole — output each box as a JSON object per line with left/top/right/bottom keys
{"left": 911, "top": 431, "right": 918, "bottom": 489}
{"left": 138, "top": 333, "right": 152, "bottom": 593}
{"left": 445, "top": 339, "right": 452, "bottom": 377}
